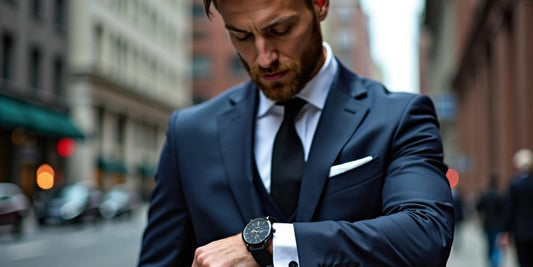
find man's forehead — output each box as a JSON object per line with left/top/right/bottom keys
{"left": 217, "top": 0, "right": 306, "bottom": 26}
{"left": 216, "top": 0, "right": 306, "bottom": 15}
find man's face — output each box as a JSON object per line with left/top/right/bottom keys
{"left": 217, "top": 0, "right": 325, "bottom": 102}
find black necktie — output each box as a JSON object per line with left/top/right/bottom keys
{"left": 271, "top": 98, "right": 306, "bottom": 218}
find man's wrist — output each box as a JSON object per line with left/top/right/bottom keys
{"left": 242, "top": 216, "right": 276, "bottom": 267}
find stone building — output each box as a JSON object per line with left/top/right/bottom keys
{"left": 67, "top": 0, "right": 191, "bottom": 193}
{"left": 0, "top": 0, "right": 82, "bottom": 198}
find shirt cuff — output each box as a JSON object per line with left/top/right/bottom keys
{"left": 272, "top": 223, "right": 299, "bottom": 267}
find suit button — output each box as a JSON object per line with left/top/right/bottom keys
{"left": 288, "top": 261, "right": 298, "bottom": 267}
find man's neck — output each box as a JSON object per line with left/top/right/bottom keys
{"left": 308, "top": 47, "right": 327, "bottom": 80}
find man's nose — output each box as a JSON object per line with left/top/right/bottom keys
{"left": 255, "top": 37, "right": 278, "bottom": 69}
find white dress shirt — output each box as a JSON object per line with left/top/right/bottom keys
{"left": 254, "top": 42, "right": 338, "bottom": 266}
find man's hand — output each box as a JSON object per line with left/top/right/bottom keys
{"left": 192, "top": 233, "right": 259, "bottom": 267}
{"left": 498, "top": 232, "right": 510, "bottom": 249}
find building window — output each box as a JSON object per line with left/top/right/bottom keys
{"left": 1, "top": 34, "right": 14, "bottom": 82}
{"left": 53, "top": 57, "right": 63, "bottom": 97}
{"left": 192, "top": 3, "right": 205, "bottom": 17}
{"left": 116, "top": 115, "right": 126, "bottom": 146}
{"left": 192, "top": 55, "right": 211, "bottom": 79}
{"left": 31, "top": 0, "right": 42, "bottom": 19}
{"left": 112, "top": 37, "right": 121, "bottom": 77}
{"left": 96, "top": 106, "right": 105, "bottom": 142}
{"left": 150, "top": 125, "right": 158, "bottom": 151}
{"left": 94, "top": 25, "right": 103, "bottom": 68}
{"left": 54, "top": 0, "right": 65, "bottom": 32}
{"left": 29, "top": 47, "right": 41, "bottom": 91}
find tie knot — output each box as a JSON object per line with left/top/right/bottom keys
{"left": 280, "top": 98, "right": 306, "bottom": 120}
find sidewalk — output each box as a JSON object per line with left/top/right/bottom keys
{"left": 447, "top": 217, "right": 518, "bottom": 267}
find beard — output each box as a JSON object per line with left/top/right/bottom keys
{"left": 238, "top": 19, "right": 324, "bottom": 102}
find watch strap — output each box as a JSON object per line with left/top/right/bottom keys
{"left": 250, "top": 247, "right": 273, "bottom": 267}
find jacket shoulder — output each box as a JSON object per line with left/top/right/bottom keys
{"left": 169, "top": 81, "right": 253, "bottom": 125}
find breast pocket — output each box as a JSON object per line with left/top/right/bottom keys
{"left": 314, "top": 157, "right": 383, "bottom": 221}
{"left": 325, "top": 157, "right": 382, "bottom": 196}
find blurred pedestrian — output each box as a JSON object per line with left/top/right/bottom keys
{"left": 476, "top": 173, "right": 505, "bottom": 267}
{"left": 502, "top": 148, "right": 533, "bottom": 267}
{"left": 452, "top": 187, "right": 465, "bottom": 250}
{"left": 453, "top": 188, "right": 465, "bottom": 225}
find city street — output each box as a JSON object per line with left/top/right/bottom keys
{"left": 0, "top": 205, "right": 147, "bottom": 267}
{"left": 448, "top": 217, "right": 518, "bottom": 267}
{"left": 0, "top": 206, "right": 521, "bottom": 267}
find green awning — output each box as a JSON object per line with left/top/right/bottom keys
{"left": 138, "top": 165, "right": 157, "bottom": 177}
{"left": 0, "top": 95, "right": 84, "bottom": 139}
{"left": 97, "top": 157, "right": 128, "bottom": 174}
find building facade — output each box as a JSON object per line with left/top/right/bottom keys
{"left": 67, "top": 0, "right": 191, "bottom": 194}
{"left": 0, "top": 0, "right": 82, "bottom": 198}
{"left": 323, "top": 0, "right": 379, "bottom": 81}
{"left": 419, "top": 0, "right": 460, "bottom": 187}
{"left": 191, "top": 0, "right": 248, "bottom": 102}
{"left": 420, "top": 0, "right": 533, "bottom": 197}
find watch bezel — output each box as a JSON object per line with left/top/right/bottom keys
{"left": 242, "top": 217, "right": 273, "bottom": 247}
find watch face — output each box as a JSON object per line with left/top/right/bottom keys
{"left": 243, "top": 218, "right": 271, "bottom": 245}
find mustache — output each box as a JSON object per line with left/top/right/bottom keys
{"left": 251, "top": 62, "right": 296, "bottom": 76}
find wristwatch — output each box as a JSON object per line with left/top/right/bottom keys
{"left": 242, "top": 216, "right": 276, "bottom": 267}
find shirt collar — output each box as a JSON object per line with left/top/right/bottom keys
{"left": 257, "top": 41, "right": 338, "bottom": 118}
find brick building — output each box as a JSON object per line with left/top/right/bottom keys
{"left": 191, "top": 0, "right": 248, "bottom": 102}
{"left": 421, "top": 0, "right": 533, "bottom": 196}
{"left": 322, "top": 0, "right": 379, "bottom": 80}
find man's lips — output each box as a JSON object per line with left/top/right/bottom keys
{"left": 262, "top": 70, "right": 288, "bottom": 82}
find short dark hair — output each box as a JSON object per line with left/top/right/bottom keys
{"left": 203, "top": 0, "right": 314, "bottom": 19}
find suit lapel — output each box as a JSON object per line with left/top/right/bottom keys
{"left": 217, "top": 83, "right": 263, "bottom": 222}
{"left": 296, "top": 64, "right": 369, "bottom": 221}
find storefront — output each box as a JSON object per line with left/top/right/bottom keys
{"left": 0, "top": 95, "right": 84, "bottom": 199}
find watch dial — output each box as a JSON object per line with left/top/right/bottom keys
{"left": 243, "top": 218, "right": 271, "bottom": 245}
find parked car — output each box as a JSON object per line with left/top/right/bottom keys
{"left": 99, "top": 186, "right": 140, "bottom": 220}
{"left": 0, "top": 183, "right": 30, "bottom": 238}
{"left": 34, "top": 183, "right": 102, "bottom": 225}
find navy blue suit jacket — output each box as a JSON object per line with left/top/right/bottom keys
{"left": 139, "top": 62, "right": 454, "bottom": 266}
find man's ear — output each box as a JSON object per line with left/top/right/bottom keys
{"left": 313, "top": 0, "right": 329, "bottom": 21}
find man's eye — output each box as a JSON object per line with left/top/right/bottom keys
{"left": 269, "top": 26, "right": 291, "bottom": 36}
{"left": 234, "top": 33, "right": 253, "bottom": 41}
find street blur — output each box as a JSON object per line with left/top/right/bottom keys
{"left": 0, "top": 204, "right": 147, "bottom": 267}
{"left": 1, "top": 204, "right": 523, "bottom": 267}
{"left": 449, "top": 216, "right": 518, "bottom": 267}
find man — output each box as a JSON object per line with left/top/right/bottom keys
{"left": 139, "top": 0, "right": 454, "bottom": 266}
{"left": 503, "top": 149, "right": 533, "bottom": 266}
{"left": 476, "top": 174, "right": 505, "bottom": 267}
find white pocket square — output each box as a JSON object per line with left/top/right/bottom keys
{"left": 329, "top": 156, "right": 373, "bottom": 177}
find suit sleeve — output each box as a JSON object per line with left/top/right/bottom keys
{"left": 139, "top": 111, "right": 196, "bottom": 266}
{"left": 294, "top": 95, "right": 454, "bottom": 266}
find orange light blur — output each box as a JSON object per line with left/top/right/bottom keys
{"left": 37, "top": 172, "right": 54, "bottom": 190}
{"left": 36, "top": 164, "right": 55, "bottom": 190}
{"left": 446, "top": 168, "right": 459, "bottom": 188}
